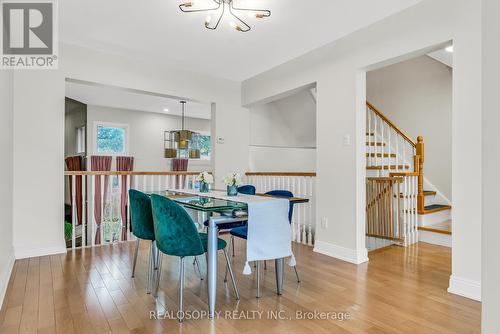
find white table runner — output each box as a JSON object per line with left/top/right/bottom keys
{"left": 172, "top": 189, "right": 296, "bottom": 274}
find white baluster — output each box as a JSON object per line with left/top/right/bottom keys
{"left": 91, "top": 175, "right": 96, "bottom": 247}
{"left": 82, "top": 175, "right": 86, "bottom": 248}
{"left": 71, "top": 175, "right": 76, "bottom": 249}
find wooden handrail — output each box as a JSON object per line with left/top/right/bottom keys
{"left": 245, "top": 172, "right": 316, "bottom": 177}
{"left": 64, "top": 171, "right": 201, "bottom": 176}
{"left": 366, "top": 101, "right": 416, "bottom": 147}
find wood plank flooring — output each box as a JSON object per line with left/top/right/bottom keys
{"left": 0, "top": 240, "right": 480, "bottom": 333}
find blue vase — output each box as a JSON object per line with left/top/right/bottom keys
{"left": 200, "top": 181, "right": 210, "bottom": 193}
{"left": 227, "top": 185, "right": 238, "bottom": 196}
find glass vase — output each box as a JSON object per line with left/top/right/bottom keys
{"left": 227, "top": 185, "right": 238, "bottom": 196}
{"left": 200, "top": 181, "right": 210, "bottom": 193}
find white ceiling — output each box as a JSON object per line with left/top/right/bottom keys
{"left": 60, "top": 0, "right": 424, "bottom": 81}
{"left": 66, "top": 81, "right": 212, "bottom": 119}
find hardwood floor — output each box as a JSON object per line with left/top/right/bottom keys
{"left": 0, "top": 240, "right": 480, "bottom": 333}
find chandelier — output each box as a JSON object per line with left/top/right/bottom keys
{"left": 164, "top": 101, "right": 201, "bottom": 159}
{"left": 179, "top": 0, "right": 271, "bottom": 32}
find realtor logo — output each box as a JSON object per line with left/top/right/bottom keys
{"left": 1, "top": 0, "right": 58, "bottom": 69}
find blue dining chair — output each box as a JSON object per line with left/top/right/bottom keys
{"left": 129, "top": 189, "right": 158, "bottom": 293}
{"left": 229, "top": 190, "right": 300, "bottom": 297}
{"left": 202, "top": 185, "right": 256, "bottom": 256}
{"left": 150, "top": 194, "right": 239, "bottom": 322}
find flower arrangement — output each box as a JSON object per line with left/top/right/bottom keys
{"left": 197, "top": 171, "right": 213, "bottom": 193}
{"left": 223, "top": 173, "right": 243, "bottom": 187}
{"left": 197, "top": 171, "right": 214, "bottom": 184}
{"left": 223, "top": 173, "right": 243, "bottom": 196}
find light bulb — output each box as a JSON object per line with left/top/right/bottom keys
{"left": 229, "top": 21, "right": 237, "bottom": 28}
{"left": 163, "top": 108, "right": 169, "bottom": 112}
{"left": 445, "top": 46, "right": 454, "bottom": 53}
{"left": 205, "top": 16, "right": 212, "bottom": 26}
{"left": 182, "top": 1, "right": 194, "bottom": 7}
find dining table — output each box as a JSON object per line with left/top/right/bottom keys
{"left": 155, "top": 189, "right": 309, "bottom": 319}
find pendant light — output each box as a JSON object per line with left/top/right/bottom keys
{"left": 164, "top": 101, "right": 201, "bottom": 159}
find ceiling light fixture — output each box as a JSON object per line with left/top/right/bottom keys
{"left": 179, "top": 0, "right": 271, "bottom": 32}
{"left": 164, "top": 101, "right": 201, "bottom": 159}
{"left": 445, "top": 46, "right": 454, "bottom": 53}
{"left": 163, "top": 108, "right": 169, "bottom": 112}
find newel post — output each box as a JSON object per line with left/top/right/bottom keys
{"left": 416, "top": 136, "right": 425, "bottom": 214}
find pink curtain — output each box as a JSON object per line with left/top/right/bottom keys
{"left": 91, "top": 156, "right": 112, "bottom": 245}
{"left": 117, "top": 156, "right": 134, "bottom": 241}
{"left": 172, "top": 158, "right": 188, "bottom": 189}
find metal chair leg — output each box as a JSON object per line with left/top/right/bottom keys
{"left": 231, "top": 235, "right": 235, "bottom": 257}
{"left": 194, "top": 257, "right": 203, "bottom": 280}
{"left": 179, "top": 257, "right": 185, "bottom": 323}
{"left": 223, "top": 249, "right": 240, "bottom": 300}
{"left": 131, "top": 238, "right": 140, "bottom": 278}
{"left": 256, "top": 261, "right": 261, "bottom": 298}
{"left": 293, "top": 265, "right": 301, "bottom": 283}
{"left": 154, "top": 253, "right": 163, "bottom": 297}
{"left": 146, "top": 241, "right": 153, "bottom": 294}
{"left": 224, "top": 262, "right": 229, "bottom": 283}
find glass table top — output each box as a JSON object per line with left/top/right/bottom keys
{"left": 149, "top": 190, "right": 248, "bottom": 212}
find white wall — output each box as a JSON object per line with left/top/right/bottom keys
{"left": 12, "top": 71, "right": 67, "bottom": 259}
{"left": 367, "top": 55, "right": 452, "bottom": 200}
{"left": 11, "top": 42, "right": 248, "bottom": 259}
{"left": 86, "top": 105, "right": 211, "bottom": 171}
{"left": 0, "top": 71, "right": 15, "bottom": 307}
{"left": 482, "top": 0, "right": 499, "bottom": 331}
{"left": 242, "top": 0, "right": 482, "bottom": 300}
{"left": 249, "top": 89, "right": 316, "bottom": 172}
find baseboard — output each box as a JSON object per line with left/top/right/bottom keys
{"left": 14, "top": 244, "right": 67, "bottom": 259}
{"left": 0, "top": 252, "right": 15, "bottom": 310}
{"left": 448, "top": 275, "right": 481, "bottom": 301}
{"left": 313, "top": 240, "right": 369, "bottom": 264}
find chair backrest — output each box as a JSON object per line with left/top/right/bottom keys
{"left": 150, "top": 194, "right": 205, "bottom": 257}
{"left": 265, "top": 190, "right": 294, "bottom": 223}
{"left": 238, "top": 185, "right": 256, "bottom": 195}
{"left": 129, "top": 189, "right": 155, "bottom": 241}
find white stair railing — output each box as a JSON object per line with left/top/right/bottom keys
{"left": 366, "top": 102, "right": 417, "bottom": 174}
{"left": 65, "top": 171, "right": 199, "bottom": 249}
{"left": 245, "top": 172, "right": 316, "bottom": 246}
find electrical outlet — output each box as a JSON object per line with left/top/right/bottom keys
{"left": 321, "top": 217, "right": 328, "bottom": 229}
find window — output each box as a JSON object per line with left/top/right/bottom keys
{"left": 94, "top": 122, "right": 128, "bottom": 155}
{"left": 197, "top": 134, "right": 211, "bottom": 160}
{"left": 76, "top": 125, "right": 86, "bottom": 154}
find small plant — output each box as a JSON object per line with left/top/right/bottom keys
{"left": 64, "top": 221, "right": 73, "bottom": 241}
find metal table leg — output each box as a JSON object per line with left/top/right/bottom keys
{"left": 275, "top": 258, "right": 284, "bottom": 295}
{"left": 207, "top": 216, "right": 218, "bottom": 318}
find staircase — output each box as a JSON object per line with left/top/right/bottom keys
{"left": 366, "top": 102, "right": 451, "bottom": 249}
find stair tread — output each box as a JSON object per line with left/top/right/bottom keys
{"left": 366, "top": 142, "right": 386, "bottom": 146}
{"left": 418, "top": 220, "right": 452, "bottom": 235}
{"left": 423, "top": 190, "right": 437, "bottom": 196}
{"left": 422, "top": 204, "right": 452, "bottom": 215}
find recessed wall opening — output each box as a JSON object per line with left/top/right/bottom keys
{"left": 364, "top": 43, "right": 453, "bottom": 253}
{"left": 63, "top": 79, "right": 213, "bottom": 247}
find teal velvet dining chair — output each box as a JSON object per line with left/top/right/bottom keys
{"left": 129, "top": 189, "right": 157, "bottom": 294}
{"left": 150, "top": 194, "right": 239, "bottom": 322}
